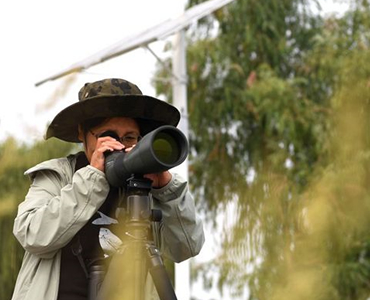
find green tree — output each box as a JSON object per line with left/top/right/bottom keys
{"left": 269, "top": 49, "right": 370, "bottom": 300}
{"left": 154, "top": 0, "right": 370, "bottom": 298}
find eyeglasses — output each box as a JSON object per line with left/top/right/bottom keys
{"left": 90, "top": 130, "right": 142, "bottom": 147}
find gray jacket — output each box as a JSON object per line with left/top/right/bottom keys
{"left": 11, "top": 153, "right": 204, "bottom": 300}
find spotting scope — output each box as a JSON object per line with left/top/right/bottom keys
{"left": 104, "top": 125, "right": 188, "bottom": 187}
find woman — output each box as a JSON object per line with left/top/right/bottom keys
{"left": 11, "top": 78, "right": 204, "bottom": 300}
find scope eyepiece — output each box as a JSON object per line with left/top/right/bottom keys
{"left": 98, "top": 130, "right": 121, "bottom": 141}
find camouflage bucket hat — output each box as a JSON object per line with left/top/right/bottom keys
{"left": 45, "top": 78, "right": 180, "bottom": 143}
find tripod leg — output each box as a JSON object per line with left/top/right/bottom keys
{"left": 96, "top": 242, "right": 147, "bottom": 300}
{"left": 147, "top": 244, "right": 178, "bottom": 300}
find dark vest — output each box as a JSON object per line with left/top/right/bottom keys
{"left": 57, "top": 153, "right": 120, "bottom": 300}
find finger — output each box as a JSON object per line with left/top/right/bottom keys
{"left": 97, "top": 136, "right": 125, "bottom": 146}
{"left": 95, "top": 146, "right": 117, "bottom": 156}
{"left": 98, "top": 140, "right": 125, "bottom": 151}
{"left": 96, "top": 136, "right": 119, "bottom": 143}
{"left": 124, "top": 144, "right": 136, "bottom": 153}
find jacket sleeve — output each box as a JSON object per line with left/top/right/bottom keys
{"left": 13, "top": 165, "right": 110, "bottom": 259}
{"left": 150, "top": 173, "right": 205, "bottom": 262}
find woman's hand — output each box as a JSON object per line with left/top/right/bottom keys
{"left": 144, "top": 171, "right": 172, "bottom": 188}
{"left": 90, "top": 136, "right": 124, "bottom": 172}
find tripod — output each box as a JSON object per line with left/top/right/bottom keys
{"left": 94, "top": 175, "right": 178, "bottom": 300}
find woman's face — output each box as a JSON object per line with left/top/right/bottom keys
{"left": 78, "top": 117, "right": 140, "bottom": 162}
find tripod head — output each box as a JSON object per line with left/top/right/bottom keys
{"left": 116, "top": 175, "right": 162, "bottom": 228}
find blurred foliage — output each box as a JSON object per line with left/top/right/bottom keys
{"left": 154, "top": 0, "right": 370, "bottom": 299}
{"left": 0, "top": 138, "right": 76, "bottom": 299}
{"left": 267, "top": 50, "right": 370, "bottom": 300}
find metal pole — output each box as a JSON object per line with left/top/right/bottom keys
{"left": 172, "top": 29, "right": 190, "bottom": 300}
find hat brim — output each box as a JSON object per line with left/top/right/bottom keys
{"left": 45, "top": 95, "right": 180, "bottom": 143}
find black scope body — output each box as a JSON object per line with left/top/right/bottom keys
{"left": 104, "top": 125, "right": 188, "bottom": 187}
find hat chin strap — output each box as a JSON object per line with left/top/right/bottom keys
{"left": 81, "top": 130, "right": 90, "bottom": 161}
{"left": 77, "top": 124, "right": 89, "bottom": 155}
